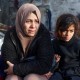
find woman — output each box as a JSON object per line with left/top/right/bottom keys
{"left": 50, "top": 13, "right": 80, "bottom": 80}
{"left": 1, "top": 3, "right": 53, "bottom": 80}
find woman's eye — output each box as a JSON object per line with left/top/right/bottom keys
{"left": 25, "top": 19, "right": 39, "bottom": 24}
{"left": 35, "top": 20, "right": 39, "bottom": 23}
{"left": 26, "top": 20, "right": 31, "bottom": 23}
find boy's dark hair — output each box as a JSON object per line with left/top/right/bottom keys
{"left": 76, "top": 13, "right": 80, "bottom": 21}
{"left": 55, "top": 13, "right": 79, "bottom": 38}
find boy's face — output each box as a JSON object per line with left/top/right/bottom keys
{"left": 59, "top": 24, "right": 75, "bottom": 42}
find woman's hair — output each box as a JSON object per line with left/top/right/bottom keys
{"left": 15, "top": 3, "right": 41, "bottom": 36}
{"left": 55, "top": 13, "right": 79, "bottom": 38}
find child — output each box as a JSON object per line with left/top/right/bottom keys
{"left": 46, "top": 13, "right": 80, "bottom": 80}
{"left": 52, "top": 13, "right": 80, "bottom": 80}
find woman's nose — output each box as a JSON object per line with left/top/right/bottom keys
{"left": 31, "top": 21, "right": 35, "bottom": 28}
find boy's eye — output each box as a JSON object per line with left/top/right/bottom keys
{"left": 70, "top": 30, "right": 74, "bottom": 32}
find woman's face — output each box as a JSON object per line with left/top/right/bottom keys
{"left": 59, "top": 24, "right": 75, "bottom": 42}
{"left": 23, "top": 12, "right": 39, "bottom": 37}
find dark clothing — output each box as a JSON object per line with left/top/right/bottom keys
{"left": 1, "top": 24, "right": 53, "bottom": 77}
{"left": 49, "top": 72, "right": 63, "bottom": 80}
{"left": 51, "top": 36, "right": 80, "bottom": 80}
{"left": 64, "top": 76, "right": 80, "bottom": 80}
{"left": 49, "top": 72, "right": 80, "bottom": 80}
{"left": 50, "top": 59, "right": 59, "bottom": 73}
{"left": 0, "top": 55, "right": 6, "bottom": 78}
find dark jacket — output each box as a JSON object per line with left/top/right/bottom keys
{"left": 1, "top": 24, "right": 53, "bottom": 77}
{"left": 52, "top": 36, "right": 80, "bottom": 76}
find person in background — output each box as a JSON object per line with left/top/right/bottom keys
{"left": 47, "top": 13, "right": 80, "bottom": 80}
{"left": 1, "top": 3, "right": 53, "bottom": 80}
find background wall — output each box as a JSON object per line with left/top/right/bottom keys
{"left": 50, "top": 0, "right": 80, "bottom": 31}
{"left": 0, "top": 0, "right": 80, "bottom": 31}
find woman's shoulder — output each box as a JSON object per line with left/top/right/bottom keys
{"left": 38, "top": 23, "right": 50, "bottom": 35}
{"left": 7, "top": 26, "right": 15, "bottom": 32}
{"left": 4, "top": 27, "right": 16, "bottom": 39}
{"left": 5, "top": 27, "right": 16, "bottom": 35}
